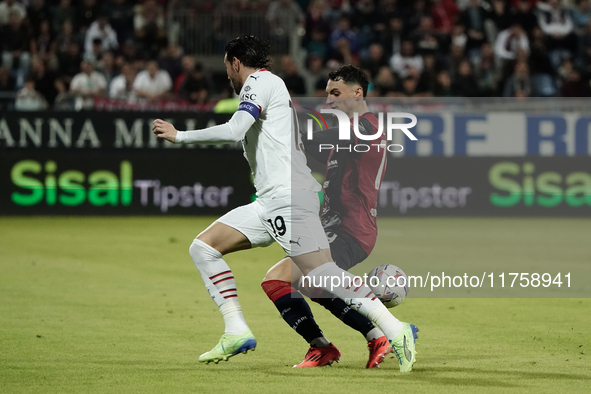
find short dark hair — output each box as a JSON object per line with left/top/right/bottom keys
{"left": 225, "top": 35, "right": 271, "bottom": 70}
{"left": 328, "top": 65, "right": 369, "bottom": 97}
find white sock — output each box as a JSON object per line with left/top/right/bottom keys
{"left": 190, "top": 239, "right": 249, "bottom": 335}
{"left": 365, "top": 327, "right": 385, "bottom": 341}
{"left": 305, "top": 263, "right": 403, "bottom": 340}
{"left": 219, "top": 300, "right": 249, "bottom": 335}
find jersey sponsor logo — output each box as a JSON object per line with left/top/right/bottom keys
{"left": 240, "top": 93, "right": 257, "bottom": 101}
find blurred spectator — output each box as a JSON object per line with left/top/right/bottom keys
{"left": 102, "top": 0, "right": 135, "bottom": 44}
{"left": 331, "top": 37, "right": 359, "bottom": 66}
{"left": 174, "top": 55, "right": 195, "bottom": 94}
{"left": 0, "top": 0, "right": 26, "bottom": 26}
{"left": 489, "top": 0, "right": 512, "bottom": 32}
{"left": 495, "top": 22, "right": 530, "bottom": 61}
{"left": 97, "top": 51, "right": 117, "bottom": 89}
{"left": 51, "top": 0, "right": 75, "bottom": 35}
{"left": 404, "top": 0, "right": 428, "bottom": 33}
{"left": 55, "top": 19, "right": 80, "bottom": 56}
{"left": 453, "top": 59, "right": 480, "bottom": 96}
{"left": 30, "top": 19, "right": 56, "bottom": 68}
{"left": 537, "top": 0, "right": 578, "bottom": 67}
{"left": 380, "top": 0, "right": 398, "bottom": 21}
{"left": 419, "top": 53, "right": 439, "bottom": 93}
{"left": 77, "top": 0, "right": 101, "bottom": 33}
{"left": 361, "top": 43, "right": 388, "bottom": 80}
{"left": 134, "top": 0, "right": 167, "bottom": 59}
{"left": 430, "top": 0, "right": 459, "bottom": 35}
{"left": 450, "top": 23, "right": 468, "bottom": 50}
{"left": 411, "top": 15, "right": 442, "bottom": 55}
{"left": 30, "top": 58, "right": 59, "bottom": 105}
{"left": 28, "top": 0, "right": 51, "bottom": 36}
{"left": 434, "top": 70, "right": 454, "bottom": 96}
{"left": 70, "top": 59, "right": 106, "bottom": 109}
{"left": 159, "top": 44, "right": 183, "bottom": 84}
{"left": 391, "top": 75, "right": 424, "bottom": 97}
{"left": 0, "top": 11, "right": 32, "bottom": 88}
{"left": 109, "top": 61, "right": 136, "bottom": 99}
{"left": 15, "top": 78, "right": 47, "bottom": 110}
{"left": 84, "top": 14, "right": 119, "bottom": 58}
{"left": 529, "top": 25, "right": 555, "bottom": 76}
{"left": 86, "top": 38, "right": 104, "bottom": 63}
{"left": 389, "top": 40, "right": 423, "bottom": 79}
{"left": 476, "top": 43, "right": 499, "bottom": 96}
{"left": 381, "top": 16, "right": 404, "bottom": 59}
{"left": 503, "top": 60, "right": 536, "bottom": 97}
{"left": 304, "top": 0, "right": 331, "bottom": 46}
{"left": 560, "top": 68, "right": 590, "bottom": 96}
{"left": 57, "top": 42, "right": 81, "bottom": 86}
{"left": 179, "top": 63, "right": 213, "bottom": 103}
{"left": 301, "top": 53, "right": 326, "bottom": 96}
{"left": 266, "top": 0, "right": 305, "bottom": 37}
{"left": 329, "top": 16, "right": 360, "bottom": 55}
{"left": 0, "top": 66, "right": 16, "bottom": 109}
{"left": 133, "top": 60, "right": 171, "bottom": 101}
{"left": 370, "top": 66, "right": 397, "bottom": 96}
{"left": 511, "top": 0, "right": 538, "bottom": 33}
{"left": 460, "top": 0, "right": 488, "bottom": 56}
{"left": 571, "top": 0, "right": 591, "bottom": 30}
{"left": 306, "top": 28, "right": 329, "bottom": 60}
{"left": 576, "top": 23, "right": 591, "bottom": 77}
{"left": 447, "top": 42, "right": 468, "bottom": 77}
{"left": 280, "top": 55, "right": 306, "bottom": 96}
{"left": 351, "top": 0, "right": 385, "bottom": 48}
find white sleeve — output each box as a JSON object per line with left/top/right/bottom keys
{"left": 175, "top": 110, "right": 256, "bottom": 145}
{"left": 495, "top": 30, "right": 513, "bottom": 60}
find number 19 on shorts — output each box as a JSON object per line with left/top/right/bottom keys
{"left": 267, "top": 216, "right": 286, "bottom": 237}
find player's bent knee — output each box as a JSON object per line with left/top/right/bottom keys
{"left": 262, "top": 259, "right": 291, "bottom": 283}
{"left": 189, "top": 238, "right": 221, "bottom": 267}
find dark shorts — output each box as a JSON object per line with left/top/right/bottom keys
{"left": 325, "top": 228, "right": 368, "bottom": 271}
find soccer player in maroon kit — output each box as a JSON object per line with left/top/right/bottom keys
{"left": 262, "top": 65, "right": 412, "bottom": 368}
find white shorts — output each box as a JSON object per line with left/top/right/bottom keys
{"left": 217, "top": 190, "right": 329, "bottom": 257}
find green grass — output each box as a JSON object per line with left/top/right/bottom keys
{"left": 1, "top": 217, "right": 590, "bottom": 393}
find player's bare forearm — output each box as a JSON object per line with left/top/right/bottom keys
{"left": 152, "top": 119, "right": 178, "bottom": 143}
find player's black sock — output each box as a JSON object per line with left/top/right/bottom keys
{"left": 313, "top": 292, "right": 376, "bottom": 338}
{"left": 275, "top": 293, "right": 326, "bottom": 344}
{"left": 262, "top": 280, "right": 325, "bottom": 344}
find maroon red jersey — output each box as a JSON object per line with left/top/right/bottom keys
{"left": 304, "top": 112, "right": 386, "bottom": 255}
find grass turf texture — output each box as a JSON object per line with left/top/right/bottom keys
{"left": 1, "top": 217, "right": 590, "bottom": 394}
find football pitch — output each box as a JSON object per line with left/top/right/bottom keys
{"left": 1, "top": 217, "right": 590, "bottom": 393}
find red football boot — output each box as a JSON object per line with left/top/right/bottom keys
{"left": 366, "top": 335, "right": 393, "bottom": 368}
{"left": 293, "top": 343, "right": 341, "bottom": 368}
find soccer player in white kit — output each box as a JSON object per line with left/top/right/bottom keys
{"left": 152, "top": 36, "right": 417, "bottom": 372}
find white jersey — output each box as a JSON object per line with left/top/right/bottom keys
{"left": 236, "top": 69, "right": 320, "bottom": 198}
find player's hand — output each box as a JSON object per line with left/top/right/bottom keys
{"left": 152, "top": 119, "right": 178, "bottom": 143}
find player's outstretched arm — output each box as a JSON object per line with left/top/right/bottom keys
{"left": 152, "top": 110, "right": 256, "bottom": 145}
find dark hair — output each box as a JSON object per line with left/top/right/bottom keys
{"left": 328, "top": 64, "right": 369, "bottom": 97}
{"left": 225, "top": 35, "right": 271, "bottom": 70}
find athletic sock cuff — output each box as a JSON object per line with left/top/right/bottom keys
{"left": 261, "top": 279, "right": 296, "bottom": 303}
{"left": 191, "top": 238, "right": 223, "bottom": 259}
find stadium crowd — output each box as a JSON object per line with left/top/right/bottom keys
{"left": 1, "top": 0, "right": 591, "bottom": 110}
